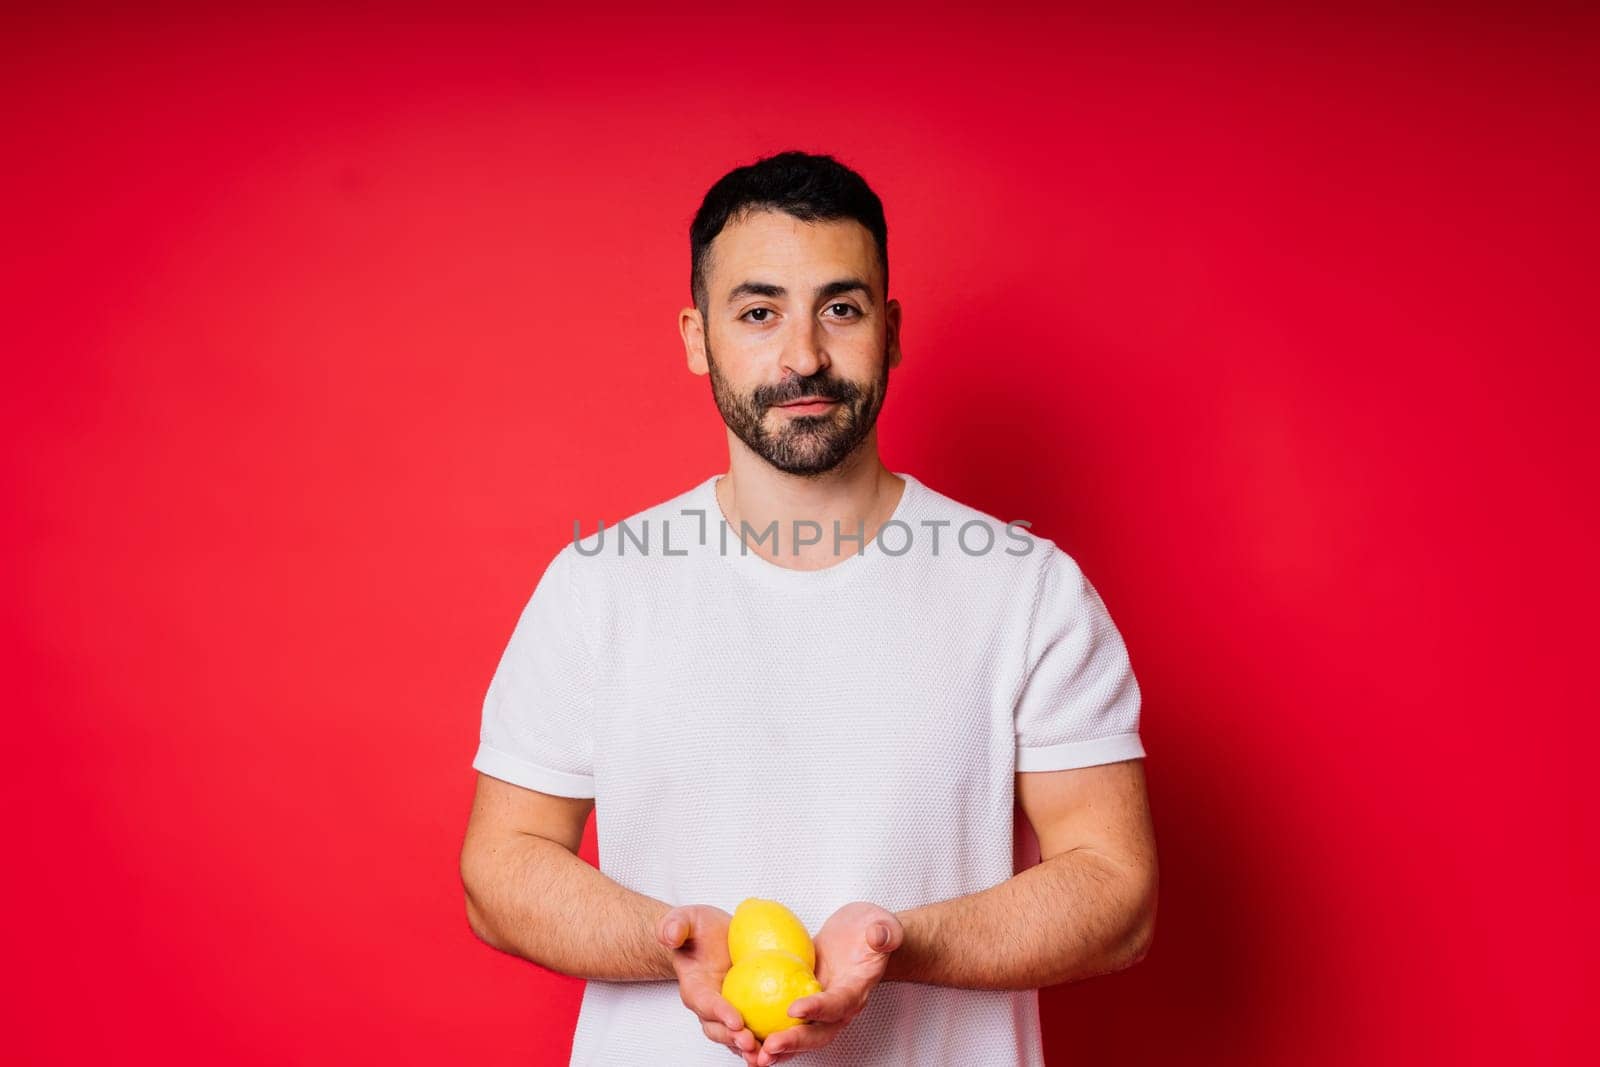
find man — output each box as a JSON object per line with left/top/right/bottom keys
{"left": 460, "top": 150, "right": 1158, "bottom": 1066}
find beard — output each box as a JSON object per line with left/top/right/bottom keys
{"left": 704, "top": 337, "right": 891, "bottom": 476}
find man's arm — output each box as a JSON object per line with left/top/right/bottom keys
{"left": 884, "top": 757, "right": 1157, "bottom": 989}
{"left": 460, "top": 771, "right": 678, "bottom": 982}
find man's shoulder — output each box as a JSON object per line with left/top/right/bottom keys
{"left": 900, "top": 471, "right": 1060, "bottom": 570}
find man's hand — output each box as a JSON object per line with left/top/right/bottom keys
{"left": 657, "top": 904, "right": 762, "bottom": 1064}
{"left": 754, "top": 901, "right": 904, "bottom": 1066}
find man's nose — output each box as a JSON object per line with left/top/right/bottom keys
{"left": 779, "top": 319, "right": 830, "bottom": 379}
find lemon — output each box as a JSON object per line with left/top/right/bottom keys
{"left": 721, "top": 949, "right": 822, "bottom": 1040}
{"left": 727, "top": 898, "right": 816, "bottom": 970}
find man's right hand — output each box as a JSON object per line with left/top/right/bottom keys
{"left": 657, "top": 904, "right": 761, "bottom": 1065}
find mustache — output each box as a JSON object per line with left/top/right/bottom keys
{"left": 758, "top": 376, "right": 857, "bottom": 408}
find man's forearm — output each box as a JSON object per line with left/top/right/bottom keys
{"left": 463, "top": 832, "right": 676, "bottom": 982}
{"left": 885, "top": 848, "right": 1156, "bottom": 989}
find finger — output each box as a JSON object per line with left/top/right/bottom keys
{"left": 658, "top": 909, "right": 690, "bottom": 949}
{"left": 709, "top": 992, "right": 749, "bottom": 1034}
{"left": 703, "top": 1018, "right": 760, "bottom": 1055}
{"left": 868, "top": 921, "right": 902, "bottom": 953}
{"left": 787, "top": 987, "right": 853, "bottom": 1023}
{"left": 719, "top": 1025, "right": 762, "bottom": 1064}
{"left": 702, "top": 1018, "right": 760, "bottom": 1055}
{"left": 762, "top": 1019, "right": 840, "bottom": 1060}
{"left": 759, "top": 1039, "right": 819, "bottom": 1064}
{"left": 726, "top": 1016, "right": 756, "bottom": 1052}
{"left": 688, "top": 989, "right": 750, "bottom": 1036}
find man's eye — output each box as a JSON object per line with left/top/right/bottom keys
{"left": 826, "top": 303, "right": 861, "bottom": 319}
{"left": 742, "top": 308, "right": 774, "bottom": 323}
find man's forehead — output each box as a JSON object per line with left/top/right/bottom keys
{"left": 711, "top": 210, "right": 881, "bottom": 293}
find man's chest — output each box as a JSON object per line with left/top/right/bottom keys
{"left": 590, "top": 592, "right": 1018, "bottom": 796}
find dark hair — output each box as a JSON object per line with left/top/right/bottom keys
{"left": 689, "top": 150, "right": 889, "bottom": 313}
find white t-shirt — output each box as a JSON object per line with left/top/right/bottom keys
{"left": 473, "top": 471, "right": 1146, "bottom": 1066}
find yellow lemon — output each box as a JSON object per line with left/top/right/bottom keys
{"left": 721, "top": 949, "right": 822, "bottom": 1040}
{"left": 728, "top": 898, "right": 815, "bottom": 970}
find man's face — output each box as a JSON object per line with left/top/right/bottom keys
{"left": 687, "top": 208, "right": 901, "bottom": 476}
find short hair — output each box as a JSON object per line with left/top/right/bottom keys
{"left": 689, "top": 150, "right": 889, "bottom": 314}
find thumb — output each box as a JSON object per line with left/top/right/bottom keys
{"left": 658, "top": 909, "right": 690, "bottom": 949}
{"left": 867, "top": 921, "right": 901, "bottom": 953}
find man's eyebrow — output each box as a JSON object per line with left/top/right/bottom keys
{"left": 725, "top": 278, "right": 874, "bottom": 305}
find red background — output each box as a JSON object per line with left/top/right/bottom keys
{"left": 4, "top": 4, "right": 1595, "bottom": 1064}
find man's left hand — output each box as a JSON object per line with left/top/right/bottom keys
{"left": 754, "top": 901, "right": 904, "bottom": 1066}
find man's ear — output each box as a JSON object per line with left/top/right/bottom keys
{"left": 886, "top": 298, "right": 903, "bottom": 370}
{"left": 681, "top": 306, "right": 709, "bottom": 376}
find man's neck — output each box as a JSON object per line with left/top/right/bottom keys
{"left": 714, "top": 452, "right": 905, "bottom": 571}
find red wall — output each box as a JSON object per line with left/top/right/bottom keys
{"left": 4, "top": 5, "right": 1594, "bottom": 1064}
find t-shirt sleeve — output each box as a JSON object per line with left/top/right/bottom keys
{"left": 1013, "top": 545, "right": 1146, "bottom": 772}
{"left": 472, "top": 546, "right": 598, "bottom": 798}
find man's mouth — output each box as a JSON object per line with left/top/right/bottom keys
{"left": 773, "top": 397, "right": 839, "bottom": 414}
